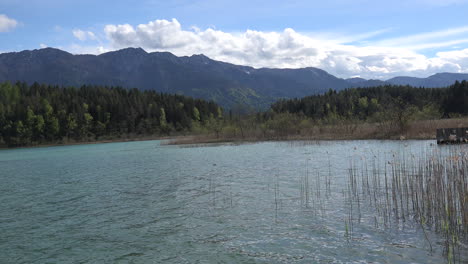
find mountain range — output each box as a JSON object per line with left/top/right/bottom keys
{"left": 1, "top": 47, "right": 468, "bottom": 109}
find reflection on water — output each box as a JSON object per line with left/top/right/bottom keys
{"left": 0, "top": 140, "right": 465, "bottom": 263}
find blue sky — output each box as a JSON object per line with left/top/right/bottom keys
{"left": 2, "top": 0, "right": 468, "bottom": 79}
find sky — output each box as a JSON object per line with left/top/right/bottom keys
{"left": 1, "top": 0, "right": 468, "bottom": 79}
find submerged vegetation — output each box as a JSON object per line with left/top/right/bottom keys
{"left": 197, "top": 140, "right": 467, "bottom": 262}
{"left": 347, "top": 148, "right": 468, "bottom": 262}
{"left": 1, "top": 77, "right": 467, "bottom": 261}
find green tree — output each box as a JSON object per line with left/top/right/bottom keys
{"left": 66, "top": 114, "right": 78, "bottom": 139}
{"left": 0, "top": 82, "right": 223, "bottom": 147}
{"left": 159, "top": 107, "right": 169, "bottom": 134}
{"left": 82, "top": 112, "right": 94, "bottom": 139}
{"left": 193, "top": 107, "right": 201, "bottom": 121}
{"left": 24, "top": 107, "right": 36, "bottom": 143}
{"left": 33, "top": 115, "right": 45, "bottom": 142}
{"left": 46, "top": 116, "right": 60, "bottom": 140}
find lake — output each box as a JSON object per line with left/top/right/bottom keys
{"left": 0, "top": 140, "right": 465, "bottom": 263}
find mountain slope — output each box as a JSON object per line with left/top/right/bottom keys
{"left": 346, "top": 78, "right": 387, "bottom": 87}
{"left": 347, "top": 73, "right": 468, "bottom": 88}
{"left": 0, "top": 48, "right": 350, "bottom": 109}
{"left": 1, "top": 48, "right": 468, "bottom": 108}
{"left": 386, "top": 73, "right": 468, "bottom": 87}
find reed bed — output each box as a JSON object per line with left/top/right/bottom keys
{"left": 347, "top": 147, "right": 468, "bottom": 263}
{"left": 200, "top": 141, "right": 467, "bottom": 262}
{"left": 167, "top": 117, "right": 468, "bottom": 145}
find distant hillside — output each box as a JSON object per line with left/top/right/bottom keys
{"left": 0, "top": 48, "right": 349, "bottom": 109}
{"left": 346, "top": 78, "right": 387, "bottom": 87}
{"left": 347, "top": 73, "right": 468, "bottom": 88}
{"left": 386, "top": 73, "right": 468, "bottom": 87}
{"left": 1, "top": 48, "right": 467, "bottom": 108}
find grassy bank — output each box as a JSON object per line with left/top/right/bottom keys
{"left": 3, "top": 117, "right": 468, "bottom": 149}
{"left": 167, "top": 117, "right": 468, "bottom": 145}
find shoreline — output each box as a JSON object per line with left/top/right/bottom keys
{"left": 167, "top": 117, "right": 468, "bottom": 145}
{"left": 0, "top": 134, "right": 436, "bottom": 150}
{"left": 164, "top": 134, "right": 435, "bottom": 146}
{"left": 0, "top": 135, "right": 183, "bottom": 150}
{"left": 3, "top": 117, "right": 468, "bottom": 149}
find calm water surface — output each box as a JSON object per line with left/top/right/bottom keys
{"left": 0, "top": 140, "right": 463, "bottom": 263}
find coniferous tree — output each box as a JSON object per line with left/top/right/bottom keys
{"left": 0, "top": 82, "right": 222, "bottom": 147}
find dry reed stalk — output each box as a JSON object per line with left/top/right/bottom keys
{"left": 346, "top": 146, "right": 467, "bottom": 262}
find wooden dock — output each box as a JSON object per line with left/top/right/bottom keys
{"left": 436, "top": 127, "right": 468, "bottom": 144}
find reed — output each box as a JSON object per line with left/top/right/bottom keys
{"left": 346, "top": 146, "right": 468, "bottom": 262}
{"left": 166, "top": 117, "right": 468, "bottom": 145}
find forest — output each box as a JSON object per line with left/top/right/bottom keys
{"left": 188, "top": 80, "right": 468, "bottom": 143}
{"left": 0, "top": 82, "right": 222, "bottom": 147}
{"left": 1, "top": 80, "right": 468, "bottom": 147}
{"left": 264, "top": 81, "right": 468, "bottom": 133}
{"left": 272, "top": 81, "right": 468, "bottom": 120}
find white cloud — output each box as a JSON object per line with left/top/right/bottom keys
{"left": 375, "top": 26, "right": 468, "bottom": 50}
{"left": 39, "top": 43, "right": 47, "bottom": 48}
{"left": 0, "top": 14, "right": 18, "bottom": 32}
{"left": 64, "top": 18, "right": 468, "bottom": 79}
{"left": 434, "top": 48, "right": 468, "bottom": 72}
{"left": 72, "top": 29, "right": 97, "bottom": 41}
{"left": 66, "top": 44, "right": 110, "bottom": 55}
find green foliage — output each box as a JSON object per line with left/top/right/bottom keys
{"left": 0, "top": 82, "right": 20, "bottom": 105}
{"left": 34, "top": 115, "right": 45, "bottom": 141}
{"left": 271, "top": 81, "right": 468, "bottom": 133}
{"left": 260, "top": 112, "right": 303, "bottom": 138}
{"left": 159, "top": 108, "right": 167, "bottom": 128}
{"left": 443, "top": 80, "right": 468, "bottom": 116}
{"left": 193, "top": 107, "right": 201, "bottom": 121}
{"left": 2, "top": 80, "right": 467, "bottom": 147}
{"left": 205, "top": 113, "right": 223, "bottom": 138}
{"left": 0, "top": 82, "right": 222, "bottom": 147}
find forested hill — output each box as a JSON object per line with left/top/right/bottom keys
{"left": 346, "top": 73, "right": 468, "bottom": 88}
{"left": 271, "top": 81, "right": 468, "bottom": 122}
{"left": 386, "top": 73, "right": 468, "bottom": 88}
{"left": 0, "top": 82, "right": 222, "bottom": 147}
{"left": 0, "top": 48, "right": 349, "bottom": 109}
{"left": 1, "top": 48, "right": 468, "bottom": 109}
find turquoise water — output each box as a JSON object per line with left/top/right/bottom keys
{"left": 0, "top": 140, "right": 460, "bottom": 263}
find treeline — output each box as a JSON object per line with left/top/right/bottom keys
{"left": 3, "top": 80, "right": 468, "bottom": 147}
{"left": 271, "top": 81, "right": 468, "bottom": 130}
{"left": 0, "top": 82, "right": 222, "bottom": 147}
{"left": 185, "top": 80, "right": 468, "bottom": 142}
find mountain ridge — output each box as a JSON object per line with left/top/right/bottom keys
{"left": 1, "top": 48, "right": 468, "bottom": 108}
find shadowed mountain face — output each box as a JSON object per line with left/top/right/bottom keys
{"left": 345, "top": 78, "right": 388, "bottom": 87}
{"left": 1, "top": 48, "right": 467, "bottom": 108}
{"left": 0, "top": 48, "right": 350, "bottom": 109}
{"left": 346, "top": 73, "right": 468, "bottom": 88}
{"left": 386, "top": 73, "right": 468, "bottom": 87}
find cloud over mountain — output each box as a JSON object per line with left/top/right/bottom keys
{"left": 76, "top": 18, "right": 468, "bottom": 79}
{"left": 0, "top": 14, "right": 17, "bottom": 33}
{"left": 73, "top": 29, "right": 97, "bottom": 41}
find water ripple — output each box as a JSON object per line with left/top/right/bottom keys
{"left": 0, "top": 140, "right": 458, "bottom": 263}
